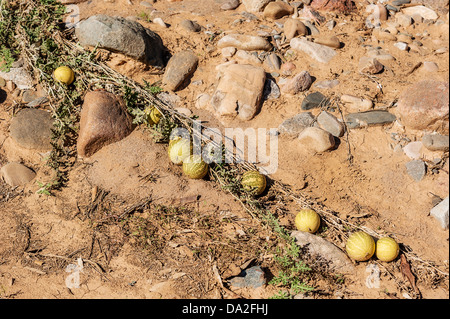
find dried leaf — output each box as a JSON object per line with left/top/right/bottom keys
{"left": 400, "top": 254, "right": 420, "bottom": 295}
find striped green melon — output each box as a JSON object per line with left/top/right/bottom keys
{"left": 241, "top": 170, "right": 266, "bottom": 196}
{"left": 346, "top": 231, "right": 375, "bottom": 262}
{"left": 168, "top": 137, "right": 192, "bottom": 165}
{"left": 145, "top": 106, "right": 163, "bottom": 125}
{"left": 182, "top": 155, "right": 208, "bottom": 179}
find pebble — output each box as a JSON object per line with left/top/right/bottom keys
{"left": 422, "top": 134, "right": 449, "bottom": 152}
{"left": 263, "top": 1, "right": 293, "bottom": 20}
{"left": 221, "top": 0, "right": 240, "bottom": 11}
{"left": 290, "top": 38, "right": 337, "bottom": 63}
{"left": 402, "top": 5, "right": 438, "bottom": 21}
{"left": 234, "top": 50, "right": 262, "bottom": 65}
{"left": 345, "top": 111, "right": 397, "bottom": 129}
{"left": 303, "top": 20, "right": 320, "bottom": 35}
{"left": 278, "top": 112, "right": 317, "bottom": 135}
{"left": 314, "top": 36, "right": 341, "bottom": 49}
{"left": 405, "top": 160, "right": 426, "bottom": 181}
{"left": 283, "top": 18, "right": 307, "bottom": 40}
{"left": 217, "top": 34, "right": 272, "bottom": 51}
{"left": 317, "top": 111, "right": 345, "bottom": 137}
{"left": 180, "top": 19, "right": 202, "bottom": 32}
{"left": 242, "top": 0, "right": 272, "bottom": 13}
{"left": 263, "top": 52, "right": 281, "bottom": 71}
{"left": 280, "top": 70, "right": 312, "bottom": 95}
{"left": 263, "top": 78, "right": 281, "bottom": 100}
{"left": 301, "top": 92, "right": 330, "bottom": 110}
{"left": 403, "top": 141, "right": 423, "bottom": 160}
{"left": 394, "top": 42, "right": 409, "bottom": 51}
{"left": 358, "top": 56, "right": 384, "bottom": 74}
{"left": 314, "top": 79, "right": 340, "bottom": 89}
{"left": 422, "top": 61, "right": 439, "bottom": 72}
{"left": 221, "top": 47, "right": 237, "bottom": 58}
{"left": 162, "top": 50, "right": 199, "bottom": 91}
{"left": 280, "top": 62, "right": 296, "bottom": 76}
{"left": 228, "top": 266, "right": 266, "bottom": 288}
{"left": 340, "top": 94, "right": 373, "bottom": 112}
{"left": 0, "top": 162, "right": 36, "bottom": 187}
{"left": 430, "top": 196, "right": 449, "bottom": 230}
{"left": 298, "top": 127, "right": 336, "bottom": 153}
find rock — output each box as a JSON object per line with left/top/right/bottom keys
{"left": 180, "top": 19, "right": 202, "bottom": 32}
{"left": 340, "top": 94, "right": 373, "bottom": 112}
{"left": 394, "top": 42, "right": 409, "bottom": 51}
{"left": 0, "top": 77, "right": 6, "bottom": 87}
{"left": 75, "top": 15, "right": 165, "bottom": 67}
{"left": 366, "top": 47, "right": 395, "bottom": 61}
{"left": 310, "top": 0, "right": 356, "bottom": 13}
{"left": 281, "top": 71, "right": 313, "bottom": 95}
{"left": 402, "top": 5, "right": 438, "bottom": 20}
{"left": 403, "top": 141, "right": 423, "bottom": 160}
{"left": 217, "top": 34, "right": 272, "bottom": 51}
{"left": 430, "top": 196, "right": 449, "bottom": 230}
{"left": 221, "top": 0, "right": 240, "bottom": 10}
{"left": 9, "top": 108, "right": 54, "bottom": 151}
{"left": 405, "top": 160, "right": 426, "bottom": 181}
{"left": 280, "top": 62, "right": 296, "bottom": 76}
{"left": 210, "top": 63, "right": 266, "bottom": 121}
{"left": 0, "top": 162, "right": 36, "bottom": 187}
{"left": 263, "top": 52, "right": 281, "bottom": 71}
{"left": 395, "top": 13, "right": 413, "bottom": 27}
{"left": 422, "top": 134, "right": 449, "bottom": 151}
{"left": 317, "top": 111, "right": 345, "bottom": 137}
{"left": 263, "top": 78, "right": 281, "bottom": 100}
{"left": 298, "top": 127, "right": 336, "bottom": 152}
{"left": 153, "top": 17, "right": 167, "bottom": 28}
{"left": 373, "top": 29, "right": 397, "bottom": 42}
{"left": 314, "top": 36, "right": 341, "bottom": 49}
{"left": 290, "top": 38, "right": 337, "bottom": 63}
{"left": 221, "top": 47, "right": 237, "bottom": 58}
{"left": 242, "top": 0, "right": 271, "bottom": 12}
{"left": 228, "top": 266, "right": 266, "bottom": 288}
{"left": 422, "top": 61, "right": 439, "bottom": 72}
{"left": 263, "top": 1, "right": 294, "bottom": 20}
{"left": 77, "top": 91, "right": 134, "bottom": 158}
{"left": 346, "top": 111, "right": 397, "bottom": 129}
{"left": 314, "top": 79, "right": 340, "bottom": 89}
{"left": 278, "top": 112, "right": 317, "bottom": 135}
{"left": 301, "top": 92, "right": 330, "bottom": 110}
{"left": 291, "top": 231, "right": 355, "bottom": 274}
{"left": 284, "top": 19, "right": 308, "bottom": 40}
{"left": 162, "top": 50, "right": 199, "bottom": 91}
{"left": 234, "top": 50, "right": 262, "bottom": 65}
{"left": 303, "top": 20, "right": 320, "bottom": 35}
{"left": 195, "top": 93, "right": 211, "bottom": 109}
{"left": 0, "top": 67, "right": 34, "bottom": 90}
{"left": 358, "top": 57, "right": 384, "bottom": 74}
{"left": 396, "top": 80, "right": 449, "bottom": 134}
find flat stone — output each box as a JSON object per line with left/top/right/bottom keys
{"left": 77, "top": 91, "right": 134, "bottom": 158}
{"left": 290, "top": 38, "right": 337, "bottom": 63}
{"left": 217, "top": 34, "right": 272, "bottom": 51}
{"left": 430, "top": 196, "right": 449, "bottom": 230}
{"left": 346, "top": 111, "right": 396, "bottom": 129}
{"left": 301, "top": 92, "right": 330, "bottom": 110}
{"left": 278, "top": 112, "right": 317, "bottom": 135}
{"left": 162, "top": 50, "right": 199, "bottom": 91}
{"left": 0, "top": 162, "right": 36, "bottom": 187}
{"left": 298, "top": 127, "right": 335, "bottom": 153}
{"left": 9, "top": 108, "right": 54, "bottom": 151}
{"left": 291, "top": 231, "right": 355, "bottom": 274}
{"left": 422, "top": 134, "right": 449, "bottom": 151}
{"left": 405, "top": 160, "right": 426, "bottom": 181}
{"left": 317, "top": 111, "right": 345, "bottom": 137}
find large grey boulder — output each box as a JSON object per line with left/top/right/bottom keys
{"left": 75, "top": 15, "right": 165, "bottom": 67}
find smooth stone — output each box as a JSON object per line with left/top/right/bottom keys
{"left": 180, "top": 19, "right": 202, "bottom": 32}
{"left": 392, "top": 0, "right": 410, "bottom": 5}
{"left": 430, "top": 196, "right": 449, "bottom": 230}
{"left": 162, "top": 51, "right": 199, "bottom": 91}
{"left": 373, "top": 29, "right": 397, "bottom": 41}
{"left": 281, "top": 70, "right": 312, "bottom": 95}
{"left": 298, "top": 127, "right": 336, "bottom": 153}
{"left": 314, "top": 36, "right": 341, "bottom": 49}
{"left": 278, "top": 112, "right": 317, "bottom": 135}
{"left": 9, "top": 108, "right": 54, "bottom": 151}
{"left": 340, "top": 94, "right": 373, "bottom": 112}
{"left": 301, "top": 92, "right": 331, "bottom": 110}
{"left": 317, "top": 111, "right": 345, "bottom": 137}
{"left": 314, "top": 79, "right": 340, "bottom": 89}
{"left": 153, "top": 18, "right": 167, "bottom": 28}
{"left": 263, "top": 52, "right": 281, "bottom": 71}
{"left": 77, "top": 91, "right": 134, "bottom": 158}
{"left": 358, "top": 56, "right": 384, "bottom": 74}
{"left": 422, "top": 134, "right": 449, "bottom": 151}
{"left": 396, "top": 80, "right": 449, "bottom": 133}
{"left": 405, "top": 160, "right": 426, "bottom": 181}
{"left": 394, "top": 42, "right": 409, "bottom": 51}
{"left": 242, "top": 0, "right": 272, "bottom": 12}
{"left": 303, "top": 20, "right": 320, "bottom": 35}
{"left": 395, "top": 12, "right": 413, "bottom": 27}
{"left": 280, "top": 62, "right": 296, "bottom": 76}
{"left": 291, "top": 231, "right": 355, "bottom": 274}
{"left": 284, "top": 18, "right": 308, "bottom": 40}
{"left": 422, "top": 61, "right": 439, "bottom": 72}
{"left": 75, "top": 15, "right": 165, "bottom": 67}
{"left": 217, "top": 34, "right": 272, "bottom": 51}
{"left": 345, "top": 111, "right": 396, "bottom": 129}
{"left": 221, "top": 0, "right": 240, "bottom": 11}
{"left": 235, "top": 50, "right": 262, "bottom": 65}
{"left": 403, "top": 141, "right": 423, "bottom": 159}
{"left": 221, "top": 47, "right": 237, "bottom": 58}
{"left": 263, "top": 1, "right": 294, "bottom": 20}
{"left": 290, "top": 38, "right": 337, "bottom": 63}
{"left": 402, "top": 5, "right": 438, "bottom": 21}
{"left": 0, "top": 162, "right": 36, "bottom": 187}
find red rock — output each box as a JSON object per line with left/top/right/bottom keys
{"left": 77, "top": 91, "right": 134, "bottom": 157}
{"left": 396, "top": 80, "right": 449, "bottom": 134}
{"left": 310, "top": 0, "right": 356, "bottom": 13}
